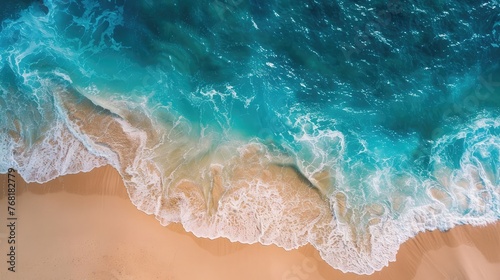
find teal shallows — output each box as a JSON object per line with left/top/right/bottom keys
{"left": 0, "top": 0, "right": 499, "bottom": 273}
{"left": 1, "top": 0, "right": 499, "bottom": 200}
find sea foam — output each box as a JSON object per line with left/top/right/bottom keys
{"left": 1, "top": 0, "right": 499, "bottom": 275}
{"left": 5, "top": 90, "right": 498, "bottom": 274}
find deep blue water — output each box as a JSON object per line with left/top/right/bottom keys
{"left": 1, "top": 0, "right": 499, "bottom": 274}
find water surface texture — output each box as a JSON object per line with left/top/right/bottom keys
{"left": 1, "top": 0, "right": 500, "bottom": 274}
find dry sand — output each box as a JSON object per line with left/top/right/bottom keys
{"left": 0, "top": 166, "right": 499, "bottom": 280}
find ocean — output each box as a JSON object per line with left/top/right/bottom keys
{"left": 0, "top": 0, "right": 499, "bottom": 274}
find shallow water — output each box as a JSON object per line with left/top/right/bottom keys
{"left": 1, "top": 0, "right": 499, "bottom": 274}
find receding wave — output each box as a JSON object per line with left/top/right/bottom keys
{"left": 1, "top": 0, "right": 499, "bottom": 274}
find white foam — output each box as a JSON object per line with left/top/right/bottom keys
{"left": 7, "top": 120, "right": 107, "bottom": 183}
{"left": 156, "top": 116, "right": 500, "bottom": 274}
{"left": 3, "top": 90, "right": 499, "bottom": 275}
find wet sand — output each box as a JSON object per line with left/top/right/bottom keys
{"left": 1, "top": 166, "right": 499, "bottom": 280}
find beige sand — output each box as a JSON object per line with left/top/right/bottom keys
{"left": 1, "top": 166, "right": 499, "bottom": 280}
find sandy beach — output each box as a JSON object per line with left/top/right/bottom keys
{"left": 1, "top": 166, "right": 499, "bottom": 280}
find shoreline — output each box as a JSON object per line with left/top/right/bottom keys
{"left": 1, "top": 165, "right": 499, "bottom": 279}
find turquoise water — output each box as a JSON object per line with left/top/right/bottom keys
{"left": 1, "top": 0, "right": 500, "bottom": 274}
